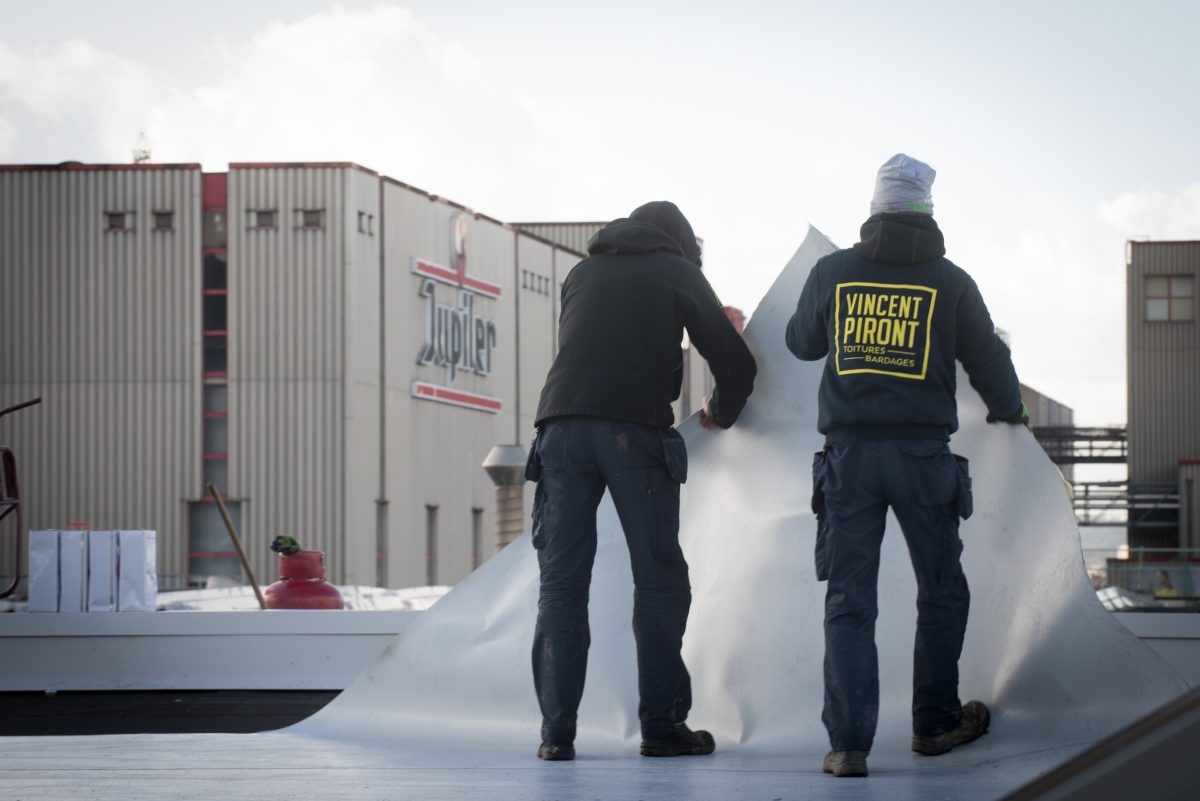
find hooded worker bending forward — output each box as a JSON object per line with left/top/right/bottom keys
{"left": 527, "top": 201, "right": 757, "bottom": 761}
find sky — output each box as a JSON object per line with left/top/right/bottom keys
{"left": 3, "top": 0, "right": 1199, "bottom": 426}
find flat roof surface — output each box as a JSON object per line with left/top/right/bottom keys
{"left": 0, "top": 729, "right": 1083, "bottom": 801}
{"left": 2, "top": 228, "right": 1188, "bottom": 800}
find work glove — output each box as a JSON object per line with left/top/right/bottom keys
{"left": 986, "top": 402, "right": 1029, "bottom": 426}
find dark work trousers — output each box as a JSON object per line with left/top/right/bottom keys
{"left": 528, "top": 417, "right": 692, "bottom": 743}
{"left": 812, "top": 439, "right": 972, "bottom": 753}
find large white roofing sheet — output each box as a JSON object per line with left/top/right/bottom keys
{"left": 2, "top": 227, "right": 1187, "bottom": 800}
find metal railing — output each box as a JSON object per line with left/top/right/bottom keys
{"left": 1032, "top": 426, "right": 1127, "bottom": 464}
{"left": 1071, "top": 481, "right": 1179, "bottom": 527}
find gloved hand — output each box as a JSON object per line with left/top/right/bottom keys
{"left": 986, "top": 402, "right": 1029, "bottom": 426}
{"left": 699, "top": 395, "right": 719, "bottom": 430}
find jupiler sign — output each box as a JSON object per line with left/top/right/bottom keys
{"left": 411, "top": 215, "right": 504, "bottom": 414}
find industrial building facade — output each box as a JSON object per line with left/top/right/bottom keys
{"left": 0, "top": 162, "right": 712, "bottom": 590}
{"left": 1126, "top": 240, "right": 1199, "bottom": 551}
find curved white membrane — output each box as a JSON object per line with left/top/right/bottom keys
{"left": 301, "top": 227, "right": 1186, "bottom": 753}
{"left": 7, "top": 228, "right": 1189, "bottom": 801}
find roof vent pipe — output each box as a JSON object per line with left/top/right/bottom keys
{"left": 482, "top": 444, "right": 527, "bottom": 551}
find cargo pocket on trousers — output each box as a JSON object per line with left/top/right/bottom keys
{"left": 648, "top": 474, "right": 685, "bottom": 563}
{"left": 812, "top": 451, "right": 830, "bottom": 582}
{"left": 524, "top": 429, "right": 543, "bottom": 482}
{"left": 530, "top": 480, "right": 547, "bottom": 550}
{"left": 953, "top": 454, "right": 973, "bottom": 521}
{"left": 660, "top": 428, "right": 688, "bottom": 484}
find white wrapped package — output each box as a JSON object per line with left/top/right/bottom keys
{"left": 117, "top": 530, "right": 158, "bottom": 612}
{"left": 27, "top": 530, "right": 59, "bottom": 612}
{"left": 86, "top": 530, "right": 117, "bottom": 612}
{"left": 58, "top": 530, "right": 87, "bottom": 612}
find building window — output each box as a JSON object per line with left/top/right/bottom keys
{"left": 357, "top": 211, "right": 374, "bottom": 235}
{"left": 472, "top": 507, "right": 483, "bottom": 569}
{"left": 1147, "top": 276, "right": 1194, "bottom": 322}
{"left": 297, "top": 209, "right": 324, "bottom": 230}
{"left": 105, "top": 211, "right": 132, "bottom": 232}
{"left": 188, "top": 500, "right": 241, "bottom": 587}
{"left": 153, "top": 211, "right": 174, "bottom": 231}
{"left": 204, "top": 211, "right": 227, "bottom": 249}
{"left": 249, "top": 209, "right": 277, "bottom": 230}
{"left": 521, "top": 270, "right": 550, "bottom": 296}
{"left": 425, "top": 505, "right": 438, "bottom": 586}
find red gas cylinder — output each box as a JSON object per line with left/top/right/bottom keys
{"left": 264, "top": 550, "right": 345, "bottom": 610}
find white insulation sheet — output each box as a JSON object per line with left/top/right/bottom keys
{"left": 2, "top": 227, "right": 1187, "bottom": 801}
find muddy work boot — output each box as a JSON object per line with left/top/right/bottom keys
{"left": 912, "top": 700, "right": 991, "bottom": 756}
{"left": 640, "top": 724, "right": 716, "bottom": 757}
{"left": 822, "top": 750, "right": 869, "bottom": 777}
{"left": 537, "top": 741, "right": 575, "bottom": 761}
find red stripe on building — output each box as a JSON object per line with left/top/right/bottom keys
{"left": 202, "top": 173, "right": 228, "bottom": 208}
{"left": 460, "top": 275, "right": 503, "bottom": 298}
{"left": 412, "top": 258, "right": 502, "bottom": 298}
{"left": 411, "top": 382, "right": 502, "bottom": 413}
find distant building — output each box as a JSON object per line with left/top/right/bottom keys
{"left": 0, "top": 162, "right": 718, "bottom": 591}
{"left": 1126, "top": 240, "right": 1199, "bottom": 551}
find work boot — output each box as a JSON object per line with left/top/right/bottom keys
{"left": 640, "top": 724, "right": 716, "bottom": 757}
{"left": 912, "top": 700, "right": 990, "bottom": 756}
{"left": 822, "top": 750, "right": 869, "bottom": 777}
{"left": 537, "top": 740, "right": 575, "bottom": 761}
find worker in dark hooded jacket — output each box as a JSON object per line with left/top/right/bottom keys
{"left": 786, "top": 154, "right": 1028, "bottom": 778}
{"left": 527, "top": 200, "right": 756, "bottom": 761}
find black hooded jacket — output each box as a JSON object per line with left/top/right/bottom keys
{"left": 534, "top": 201, "right": 757, "bottom": 429}
{"left": 785, "top": 214, "right": 1022, "bottom": 441}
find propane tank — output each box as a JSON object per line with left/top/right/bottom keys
{"left": 264, "top": 550, "right": 345, "bottom": 610}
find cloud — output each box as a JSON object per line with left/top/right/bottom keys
{"left": 1098, "top": 183, "right": 1200, "bottom": 240}
{"left": 954, "top": 182, "right": 1200, "bottom": 427}
{"left": 0, "top": 116, "right": 15, "bottom": 158}
{"left": 0, "top": 40, "right": 156, "bottom": 160}
{"left": 138, "top": 5, "right": 612, "bottom": 215}
{"left": 0, "top": 6, "right": 614, "bottom": 218}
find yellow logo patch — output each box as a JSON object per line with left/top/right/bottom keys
{"left": 834, "top": 282, "right": 937, "bottom": 379}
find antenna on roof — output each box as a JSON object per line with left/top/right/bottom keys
{"left": 132, "top": 132, "right": 151, "bottom": 164}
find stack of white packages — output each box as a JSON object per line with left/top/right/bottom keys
{"left": 27, "top": 530, "right": 157, "bottom": 612}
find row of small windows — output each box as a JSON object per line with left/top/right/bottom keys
{"left": 521, "top": 269, "right": 552, "bottom": 296}
{"left": 1146, "top": 275, "right": 1194, "bottom": 322}
{"left": 106, "top": 209, "right": 329, "bottom": 233}
{"left": 249, "top": 209, "right": 324, "bottom": 230}
{"left": 106, "top": 211, "right": 175, "bottom": 232}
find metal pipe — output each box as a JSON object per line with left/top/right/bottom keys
{"left": 207, "top": 482, "right": 267, "bottom": 609}
{"left": 494, "top": 485, "right": 524, "bottom": 551}
{"left": 482, "top": 444, "right": 528, "bottom": 552}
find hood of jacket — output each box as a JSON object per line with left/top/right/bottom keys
{"left": 852, "top": 213, "right": 946, "bottom": 265}
{"left": 588, "top": 200, "right": 703, "bottom": 267}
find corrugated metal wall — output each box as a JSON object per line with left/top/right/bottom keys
{"left": 1020, "top": 383, "right": 1074, "bottom": 428}
{"left": 382, "top": 182, "right": 519, "bottom": 587}
{"left": 1127, "top": 241, "right": 1200, "bottom": 486}
{"left": 226, "top": 166, "right": 350, "bottom": 583}
{"left": 2, "top": 163, "right": 726, "bottom": 593}
{"left": 342, "top": 169, "right": 383, "bottom": 586}
{"left": 0, "top": 166, "right": 201, "bottom": 587}
{"left": 514, "top": 222, "right": 606, "bottom": 255}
